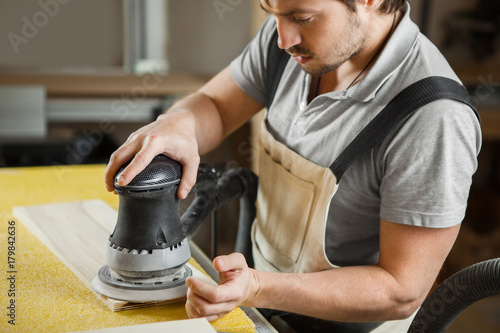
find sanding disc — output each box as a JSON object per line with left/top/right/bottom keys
{"left": 91, "top": 265, "right": 192, "bottom": 302}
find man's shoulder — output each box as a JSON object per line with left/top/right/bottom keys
{"left": 395, "top": 32, "right": 462, "bottom": 91}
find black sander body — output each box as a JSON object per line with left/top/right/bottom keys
{"left": 92, "top": 155, "right": 193, "bottom": 302}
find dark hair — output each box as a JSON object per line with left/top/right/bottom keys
{"left": 340, "top": 0, "right": 405, "bottom": 14}
{"left": 262, "top": 0, "right": 405, "bottom": 14}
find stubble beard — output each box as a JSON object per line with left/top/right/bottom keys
{"left": 290, "top": 11, "right": 367, "bottom": 77}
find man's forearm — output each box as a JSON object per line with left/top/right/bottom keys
{"left": 249, "top": 265, "right": 422, "bottom": 322}
{"left": 164, "top": 92, "right": 226, "bottom": 155}
{"left": 164, "top": 65, "right": 263, "bottom": 155}
{"left": 186, "top": 222, "right": 456, "bottom": 323}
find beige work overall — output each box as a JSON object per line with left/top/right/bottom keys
{"left": 251, "top": 117, "right": 416, "bottom": 332}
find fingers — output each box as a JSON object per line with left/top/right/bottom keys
{"left": 185, "top": 298, "right": 227, "bottom": 322}
{"left": 117, "top": 147, "right": 157, "bottom": 187}
{"left": 186, "top": 278, "right": 233, "bottom": 321}
{"left": 213, "top": 252, "right": 248, "bottom": 273}
{"left": 105, "top": 144, "right": 199, "bottom": 198}
{"left": 184, "top": 253, "right": 252, "bottom": 321}
{"left": 104, "top": 136, "right": 159, "bottom": 192}
{"left": 103, "top": 121, "right": 200, "bottom": 197}
{"left": 187, "top": 276, "right": 242, "bottom": 304}
{"left": 104, "top": 143, "right": 140, "bottom": 192}
{"left": 176, "top": 153, "right": 200, "bottom": 199}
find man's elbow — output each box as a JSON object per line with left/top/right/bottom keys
{"left": 389, "top": 291, "right": 426, "bottom": 320}
{"left": 392, "top": 300, "right": 421, "bottom": 320}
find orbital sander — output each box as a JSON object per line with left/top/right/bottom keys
{"left": 91, "top": 154, "right": 258, "bottom": 303}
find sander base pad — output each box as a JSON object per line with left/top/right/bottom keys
{"left": 91, "top": 265, "right": 192, "bottom": 302}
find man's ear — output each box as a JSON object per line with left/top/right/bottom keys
{"left": 358, "top": 0, "right": 384, "bottom": 12}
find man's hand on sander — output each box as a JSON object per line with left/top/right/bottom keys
{"left": 185, "top": 253, "right": 260, "bottom": 322}
{"left": 104, "top": 110, "right": 200, "bottom": 199}
{"left": 105, "top": 66, "right": 263, "bottom": 199}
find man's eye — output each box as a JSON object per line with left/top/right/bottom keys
{"left": 292, "top": 16, "right": 311, "bottom": 23}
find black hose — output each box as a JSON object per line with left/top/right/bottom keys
{"left": 181, "top": 166, "right": 258, "bottom": 267}
{"left": 408, "top": 258, "right": 500, "bottom": 333}
{"left": 211, "top": 167, "right": 258, "bottom": 267}
{"left": 182, "top": 195, "right": 217, "bottom": 239}
{"left": 231, "top": 168, "right": 258, "bottom": 268}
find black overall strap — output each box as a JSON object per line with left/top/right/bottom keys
{"left": 329, "top": 76, "right": 480, "bottom": 182}
{"left": 266, "top": 29, "right": 289, "bottom": 110}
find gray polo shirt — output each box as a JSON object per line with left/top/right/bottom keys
{"left": 230, "top": 3, "right": 481, "bottom": 266}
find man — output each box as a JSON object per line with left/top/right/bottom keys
{"left": 105, "top": 0, "right": 481, "bottom": 332}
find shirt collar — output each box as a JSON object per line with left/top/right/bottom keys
{"left": 344, "top": 2, "right": 420, "bottom": 102}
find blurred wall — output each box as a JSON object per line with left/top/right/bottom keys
{"left": 0, "top": 0, "right": 124, "bottom": 71}
{"left": 168, "top": 0, "right": 252, "bottom": 75}
{"left": 0, "top": 0, "right": 252, "bottom": 75}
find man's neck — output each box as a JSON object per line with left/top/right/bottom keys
{"left": 315, "top": 10, "right": 402, "bottom": 96}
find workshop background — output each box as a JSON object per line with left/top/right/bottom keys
{"left": 0, "top": 0, "right": 499, "bottom": 332}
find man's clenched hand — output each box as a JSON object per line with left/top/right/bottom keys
{"left": 185, "top": 253, "right": 260, "bottom": 322}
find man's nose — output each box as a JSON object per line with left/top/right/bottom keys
{"left": 276, "top": 19, "right": 301, "bottom": 50}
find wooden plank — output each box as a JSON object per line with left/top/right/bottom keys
{"left": 13, "top": 200, "right": 112, "bottom": 287}
{"left": 12, "top": 199, "right": 216, "bottom": 312}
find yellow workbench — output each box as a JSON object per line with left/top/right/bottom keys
{"left": 0, "top": 164, "right": 255, "bottom": 333}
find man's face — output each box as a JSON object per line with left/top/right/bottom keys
{"left": 260, "top": 0, "right": 367, "bottom": 76}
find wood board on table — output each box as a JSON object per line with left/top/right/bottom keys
{"left": 12, "top": 199, "right": 215, "bottom": 312}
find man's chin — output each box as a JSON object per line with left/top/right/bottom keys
{"left": 300, "top": 62, "right": 341, "bottom": 77}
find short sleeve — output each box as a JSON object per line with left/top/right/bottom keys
{"left": 379, "top": 100, "right": 481, "bottom": 228}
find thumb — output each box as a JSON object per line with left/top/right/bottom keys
{"left": 213, "top": 253, "right": 248, "bottom": 273}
